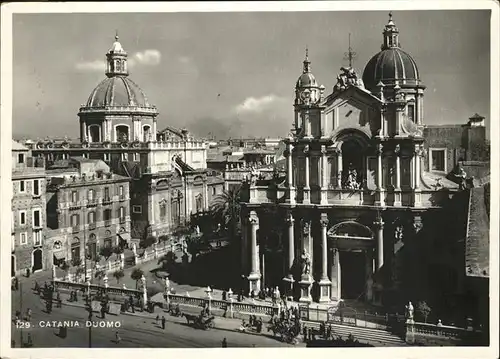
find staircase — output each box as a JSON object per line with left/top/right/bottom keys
{"left": 305, "top": 321, "right": 407, "bottom": 347}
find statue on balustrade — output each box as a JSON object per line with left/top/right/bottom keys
{"left": 405, "top": 301, "right": 414, "bottom": 321}
{"left": 300, "top": 249, "right": 311, "bottom": 276}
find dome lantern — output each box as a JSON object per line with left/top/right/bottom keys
{"left": 382, "top": 11, "right": 400, "bottom": 50}
{"left": 105, "top": 31, "right": 129, "bottom": 78}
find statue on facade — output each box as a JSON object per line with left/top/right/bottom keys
{"left": 405, "top": 301, "right": 414, "bottom": 321}
{"left": 300, "top": 249, "right": 311, "bottom": 276}
{"left": 334, "top": 67, "right": 364, "bottom": 92}
{"left": 395, "top": 225, "right": 404, "bottom": 241}
{"left": 344, "top": 164, "right": 360, "bottom": 190}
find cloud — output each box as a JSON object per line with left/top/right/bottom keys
{"left": 75, "top": 49, "right": 161, "bottom": 72}
{"left": 75, "top": 60, "right": 105, "bottom": 71}
{"left": 234, "top": 94, "right": 285, "bottom": 114}
{"left": 130, "top": 49, "right": 162, "bottom": 66}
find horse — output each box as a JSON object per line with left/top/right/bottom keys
{"left": 182, "top": 313, "right": 198, "bottom": 325}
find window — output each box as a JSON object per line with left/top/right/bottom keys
{"left": 71, "top": 214, "right": 80, "bottom": 227}
{"left": 20, "top": 232, "right": 28, "bottom": 245}
{"left": 430, "top": 149, "right": 446, "bottom": 172}
{"left": 33, "top": 209, "right": 41, "bottom": 228}
{"left": 88, "top": 189, "right": 94, "bottom": 201}
{"left": 121, "top": 153, "right": 128, "bottom": 161}
{"left": 103, "top": 209, "right": 112, "bottom": 221}
{"left": 119, "top": 185, "right": 124, "bottom": 197}
{"left": 212, "top": 187, "right": 216, "bottom": 196}
{"left": 18, "top": 153, "right": 25, "bottom": 164}
{"left": 88, "top": 211, "right": 96, "bottom": 224}
{"left": 71, "top": 190, "right": 78, "bottom": 203}
{"left": 62, "top": 153, "right": 68, "bottom": 160}
{"left": 103, "top": 153, "right": 110, "bottom": 161}
{"left": 133, "top": 205, "right": 142, "bottom": 214}
{"left": 195, "top": 195, "right": 203, "bottom": 213}
{"left": 119, "top": 206, "right": 125, "bottom": 219}
{"left": 33, "top": 231, "right": 42, "bottom": 246}
{"left": 19, "top": 210, "right": 26, "bottom": 226}
{"left": 407, "top": 104, "right": 415, "bottom": 122}
{"left": 33, "top": 179, "right": 40, "bottom": 196}
{"left": 104, "top": 187, "right": 110, "bottom": 201}
{"left": 19, "top": 180, "right": 26, "bottom": 193}
{"left": 133, "top": 153, "right": 139, "bottom": 161}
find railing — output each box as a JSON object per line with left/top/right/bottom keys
{"left": 413, "top": 322, "right": 468, "bottom": 339}
{"left": 102, "top": 197, "right": 112, "bottom": 204}
{"left": 89, "top": 223, "right": 96, "bottom": 230}
{"left": 71, "top": 226, "right": 80, "bottom": 233}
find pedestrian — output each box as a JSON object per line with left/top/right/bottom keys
{"left": 26, "top": 308, "right": 32, "bottom": 322}
{"left": 26, "top": 268, "right": 30, "bottom": 278}
{"left": 115, "top": 331, "right": 121, "bottom": 344}
{"left": 155, "top": 314, "right": 159, "bottom": 325}
{"left": 161, "top": 316, "right": 166, "bottom": 330}
{"left": 221, "top": 338, "right": 227, "bottom": 348}
{"left": 27, "top": 333, "right": 33, "bottom": 347}
{"left": 14, "top": 277, "right": 19, "bottom": 291}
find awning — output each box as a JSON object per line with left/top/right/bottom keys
{"left": 53, "top": 251, "right": 66, "bottom": 260}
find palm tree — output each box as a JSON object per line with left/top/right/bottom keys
{"left": 131, "top": 268, "right": 144, "bottom": 289}
{"left": 210, "top": 186, "right": 242, "bottom": 242}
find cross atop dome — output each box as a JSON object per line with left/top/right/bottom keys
{"left": 382, "top": 11, "right": 400, "bottom": 49}
{"left": 303, "top": 46, "right": 311, "bottom": 73}
{"left": 106, "top": 31, "right": 129, "bottom": 77}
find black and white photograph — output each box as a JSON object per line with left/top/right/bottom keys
{"left": 1, "top": 1, "right": 498, "bottom": 358}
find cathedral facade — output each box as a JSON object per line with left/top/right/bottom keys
{"left": 29, "top": 34, "right": 224, "bottom": 244}
{"left": 240, "top": 14, "right": 481, "bottom": 309}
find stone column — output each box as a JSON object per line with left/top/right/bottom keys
{"left": 283, "top": 212, "right": 295, "bottom": 300}
{"left": 320, "top": 146, "right": 328, "bottom": 204}
{"left": 318, "top": 214, "right": 331, "bottom": 302}
{"left": 336, "top": 149, "right": 343, "bottom": 188}
{"left": 375, "top": 143, "right": 386, "bottom": 206}
{"left": 241, "top": 217, "right": 248, "bottom": 275}
{"left": 394, "top": 144, "right": 402, "bottom": 206}
{"left": 298, "top": 221, "right": 313, "bottom": 303}
{"left": 153, "top": 120, "right": 157, "bottom": 140}
{"left": 287, "top": 143, "right": 296, "bottom": 204}
{"left": 365, "top": 249, "right": 374, "bottom": 302}
{"left": 303, "top": 145, "right": 310, "bottom": 204}
{"left": 413, "top": 145, "right": 422, "bottom": 207}
{"left": 248, "top": 211, "right": 261, "bottom": 294}
{"left": 330, "top": 248, "right": 341, "bottom": 301}
{"left": 374, "top": 218, "right": 384, "bottom": 270}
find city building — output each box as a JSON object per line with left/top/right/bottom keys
{"left": 26, "top": 34, "right": 224, "bottom": 241}
{"left": 11, "top": 140, "right": 46, "bottom": 277}
{"left": 239, "top": 12, "right": 489, "bottom": 328}
{"left": 45, "top": 158, "right": 131, "bottom": 265}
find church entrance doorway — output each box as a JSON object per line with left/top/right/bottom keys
{"left": 12, "top": 255, "right": 16, "bottom": 277}
{"left": 340, "top": 250, "right": 366, "bottom": 300}
{"left": 32, "top": 249, "right": 43, "bottom": 272}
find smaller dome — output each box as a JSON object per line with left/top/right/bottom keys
{"left": 86, "top": 76, "right": 151, "bottom": 108}
{"left": 296, "top": 73, "right": 317, "bottom": 88}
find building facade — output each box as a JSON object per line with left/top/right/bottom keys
{"left": 27, "top": 34, "right": 223, "bottom": 241}
{"left": 45, "top": 158, "right": 131, "bottom": 266}
{"left": 240, "top": 13, "right": 489, "bottom": 315}
{"left": 11, "top": 140, "right": 47, "bottom": 277}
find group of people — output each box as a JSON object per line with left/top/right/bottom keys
{"left": 239, "top": 315, "right": 263, "bottom": 333}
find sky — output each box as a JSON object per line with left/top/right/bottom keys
{"left": 12, "top": 10, "right": 491, "bottom": 140}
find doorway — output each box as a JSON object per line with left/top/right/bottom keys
{"left": 32, "top": 249, "right": 43, "bottom": 272}
{"left": 12, "top": 255, "right": 16, "bottom": 277}
{"left": 340, "top": 250, "right": 365, "bottom": 300}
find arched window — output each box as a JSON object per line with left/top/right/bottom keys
{"left": 195, "top": 194, "right": 203, "bottom": 213}
{"left": 103, "top": 209, "right": 112, "bottom": 222}
{"left": 118, "top": 206, "right": 125, "bottom": 221}
{"left": 143, "top": 125, "right": 151, "bottom": 142}
{"left": 88, "top": 125, "right": 100, "bottom": 143}
{"left": 115, "top": 125, "right": 129, "bottom": 142}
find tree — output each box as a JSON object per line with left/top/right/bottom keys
{"left": 210, "top": 186, "right": 242, "bottom": 241}
{"left": 158, "top": 251, "right": 177, "bottom": 271}
{"left": 416, "top": 301, "right": 432, "bottom": 323}
{"left": 99, "top": 246, "right": 113, "bottom": 261}
{"left": 113, "top": 245, "right": 124, "bottom": 259}
{"left": 131, "top": 268, "right": 144, "bottom": 289}
{"left": 140, "top": 236, "right": 157, "bottom": 249}
{"left": 113, "top": 269, "right": 124, "bottom": 284}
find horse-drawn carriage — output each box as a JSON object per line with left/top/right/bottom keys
{"left": 267, "top": 319, "right": 300, "bottom": 344}
{"left": 182, "top": 313, "right": 215, "bottom": 330}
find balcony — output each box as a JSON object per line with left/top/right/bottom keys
{"left": 119, "top": 195, "right": 127, "bottom": 202}
{"left": 102, "top": 197, "right": 112, "bottom": 205}
{"left": 87, "top": 199, "right": 98, "bottom": 207}
{"left": 71, "top": 225, "right": 80, "bottom": 234}
{"left": 89, "top": 223, "right": 97, "bottom": 230}
{"left": 119, "top": 217, "right": 127, "bottom": 224}
{"left": 104, "top": 220, "right": 112, "bottom": 227}
{"left": 69, "top": 202, "right": 81, "bottom": 209}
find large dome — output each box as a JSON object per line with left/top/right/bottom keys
{"left": 86, "top": 76, "right": 151, "bottom": 108}
{"left": 362, "top": 47, "right": 420, "bottom": 91}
